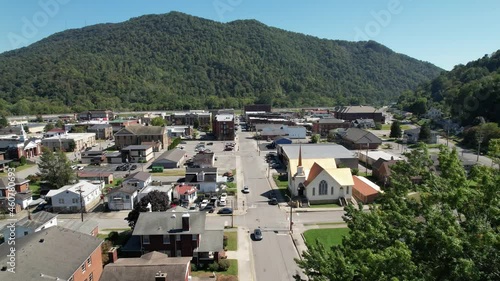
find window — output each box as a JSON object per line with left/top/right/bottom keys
{"left": 72, "top": 198, "right": 79, "bottom": 204}
{"left": 58, "top": 198, "right": 64, "bottom": 204}
{"left": 87, "top": 257, "right": 92, "bottom": 266}
{"left": 163, "top": 235, "right": 170, "bottom": 244}
{"left": 346, "top": 186, "right": 350, "bottom": 194}
{"left": 312, "top": 187, "right": 315, "bottom": 196}
{"left": 176, "top": 250, "right": 182, "bottom": 257}
{"left": 125, "top": 195, "right": 130, "bottom": 199}
{"left": 176, "top": 235, "right": 181, "bottom": 241}
{"left": 89, "top": 272, "right": 94, "bottom": 281}
{"left": 192, "top": 234, "right": 197, "bottom": 241}
{"left": 81, "top": 263, "right": 86, "bottom": 273}
{"left": 319, "top": 180, "right": 328, "bottom": 195}
{"left": 143, "top": 235, "right": 150, "bottom": 244}
{"left": 331, "top": 186, "right": 334, "bottom": 195}
{"left": 24, "top": 231, "right": 29, "bottom": 235}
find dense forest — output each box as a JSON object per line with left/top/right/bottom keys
{"left": 0, "top": 12, "right": 442, "bottom": 115}
{"left": 398, "top": 50, "right": 500, "bottom": 125}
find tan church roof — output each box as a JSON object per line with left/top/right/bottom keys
{"left": 289, "top": 158, "right": 336, "bottom": 177}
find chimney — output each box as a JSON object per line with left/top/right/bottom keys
{"left": 182, "top": 213, "right": 190, "bottom": 231}
{"left": 155, "top": 271, "right": 167, "bottom": 281}
{"left": 108, "top": 247, "right": 118, "bottom": 263}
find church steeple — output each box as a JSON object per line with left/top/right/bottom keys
{"left": 298, "top": 144, "right": 302, "bottom": 167}
{"left": 296, "top": 144, "right": 304, "bottom": 176}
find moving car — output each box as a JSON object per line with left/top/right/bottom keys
{"left": 253, "top": 228, "right": 263, "bottom": 240}
{"left": 269, "top": 198, "right": 278, "bottom": 205}
{"left": 243, "top": 186, "right": 249, "bottom": 193}
{"left": 217, "top": 207, "right": 233, "bottom": 215}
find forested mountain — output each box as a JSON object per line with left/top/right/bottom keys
{"left": 0, "top": 12, "right": 442, "bottom": 115}
{"left": 398, "top": 50, "right": 500, "bottom": 125}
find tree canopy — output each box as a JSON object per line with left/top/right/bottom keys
{"left": 296, "top": 146, "right": 500, "bottom": 281}
{"left": 389, "top": 120, "right": 402, "bottom": 138}
{"left": 0, "top": 12, "right": 441, "bottom": 115}
{"left": 38, "top": 147, "right": 76, "bottom": 188}
{"left": 125, "top": 190, "right": 170, "bottom": 228}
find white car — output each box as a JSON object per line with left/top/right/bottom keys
{"left": 243, "top": 186, "right": 249, "bottom": 193}
{"left": 220, "top": 193, "right": 228, "bottom": 200}
{"left": 77, "top": 166, "right": 84, "bottom": 170}
{"left": 219, "top": 198, "right": 227, "bottom": 207}
{"left": 200, "top": 199, "right": 209, "bottom": 210}
{"left": 70, "top": 165, "right": 77, "bottom": 170}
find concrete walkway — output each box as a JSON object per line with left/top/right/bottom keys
{"left": 225, "top": 227, "right": 254, "bottom": 281}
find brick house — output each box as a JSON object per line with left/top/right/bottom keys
{"left": 0, "top": 177, "right": 30, "bottom": 214}
{"left": 336, "top": 106, "right": 385, "bottom": 123}
{"left": 372, "top": 158, "right": 399, "bottom": 185}
{"left": 336, "top": 128, "right": 382, "bottom": 149}
{"left": 114, "top": 125, "right": 168, "bottom": 150}
{"left": 212, "top": 114, "right": 235, "bottom": 141}
{"left": 312, "top": 118, "right": 350, "bottom": 136}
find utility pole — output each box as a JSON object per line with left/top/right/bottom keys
{"left": 476, "top": 126, "right": 484, "bottom": 162}
{"left": 366, "top": 143, "right": 369, "bottom": 176}
{"left": 231, "top": 199, "right": 234, "bottom": 228}
{"left": 285, "top": 195, "right": 293, "bottom": 233}
{"left": 76, "top": 187, "right": 84, "bottom": 222}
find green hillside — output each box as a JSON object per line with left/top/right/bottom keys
{"left": 0, "top": 12, "right": 442, "bottom": 115}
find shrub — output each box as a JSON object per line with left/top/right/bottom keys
{"left": 351, "top": 168, "right": 359, "bottom": 176}
{"left": 19, "top": 156, "right": 27, "bottom": 165}
{"left": 108, "top": 231, "right": 119, "bottom": 242}
{"left": 223, "top": 235, "right": 228, "bottom": 248}
{"left": 208, "top": 262, "right": 219, "bottom": 272}
{"left": 218, "top": 259, "right": 230, "bottom": 271}
{"left": 190, "top": 263, "right": 197, "bottom": 272}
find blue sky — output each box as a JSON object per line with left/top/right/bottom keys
{"left": 1, "top": 0, "right": 499, "bottom": 70}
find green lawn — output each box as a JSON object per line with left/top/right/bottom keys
{"left": 149, "top": 169, "right": 185, "bottom": 176}
{"left": 191, "top": 259, "right": 238, "bottom": 278}
{"left": 10, "top": 164, "right": 35, "bottom": 172}
{"left": 310, "top": 203, "right": 341, "bottom": 208}
{"left": 272, "top": 174, "right": 291, "bottom": 198}
{"left": 303, "top": 228, "right": 350, "bottom": 249}
{"left": 224, "top": 231, "right": 238, "bottom": 251}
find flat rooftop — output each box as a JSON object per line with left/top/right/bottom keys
{"left": 280, "top": 143, "right": 355, "bottom": 160}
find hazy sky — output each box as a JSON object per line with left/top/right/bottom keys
{"left": 1, "top": 0, "right": 499, "bottom": 70}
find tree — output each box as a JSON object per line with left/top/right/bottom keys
{"left": 44, "top": 123, "right": 55, "bottom": 132}
{"left": 150, "top": 117, "right": 165, "bottom": 126}
{"left": 68, "top": 140, "right": 76, "bottom": 152}
{"left": 125, "top": 190, "right": 170, "bottom": 228}
{"left": 193, "top": 118, "right": 200, "bottom": 130}
{"left": 418, "top": 123, "right": 431, "bottom": 143}
{"left": 35, "top": 114, "right": 44, "bottom": 122}
{"left": 38, "top": 147, "right": 76, "bottom": 188}
{"left": 389, "top": 121, "right": 402, "bottom": 138}
{"left": 310, "top": 134, "right": 320, "bottom": 143}
{"left": 55, "top": 120, "right": 64, "bottom": 128}
{"left": 296, "top": 146, "right": 500, "bottom": 280}
{"left": 0, "top": 115, "right": 8, "bottom": 128}
{"left": 487, "top": 138, "right": 500, "bottom": 169}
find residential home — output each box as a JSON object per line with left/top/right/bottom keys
{"left": 173, "top": 184, "right": 197, "bottom": 205}
{"left": 1, "top": 211, "right": 58, "bottom": 240}
{"left": 80, "top": 150, "right": 106, "bottom": 165}
{"left": 403, "top": 127, "right": 438, "bottom": 144}
{"left": 151, "top": 148, "right": 187, "bottom": 169}
{"left": 44, "top": 127, "right": 68, "bottom": 138}
{"left": 46, "top": 180, "right": 103, "bottom": 213}
{"left": 289, "top": 147, "right": 354, "bottom": 205}
{"left": 137, "top": 184, "right": 173, "bottom": 203}
{"left": 372, "top": 158, "right": 399, "bottom": 185}
{"left": 352, "top": 175, "right": 382, "bottom": 204}
{"left": 77, "top": 110, "right": 114, "bottom": 121}
{"left": 107, "top": 186, "right": 138, "bottom": 210}
{"left": 0, "top": 226, "right": 103, "bottom": 281}
{"left": 77, "top": 171, "right": 114, "bottom": 185}
{"left": 0, "top": 177, "right": 30, "bottom": 214}
{"left": 212, "top": 113, "right": 235, "bottom": 141}
{"left": 336, "top": 128, "right": 382, "bottom": 149}
{"left": 336, "top": 105, "right": 385, "bottom": 123}
{"left": 121, "top": 144, "right": 154, "bottom": 163}
{"left": 132, "top": 209, "right": 224, "bottom": 263}
{"left": 87, "top": 124, "right": 113, "bottom": 140}
{"left": 312, "top": 118, "right": 350, "bottom": 136}
{"left": 42, "top": 133, "right": 96, "bottom": 152}
{"left": 61, "top": 219, "right": 99, "bottom": 237}
{"left": 123, "top": 171, "right": 152, "bottom": 190}
{"left": 192, "top": 152, "right": 215, "bottom": 168}
{"left": 358, "top": 150, "right": 403, "bottom": 167}
{"left": 185, "top": 167, "right": 217, "bottom": 193}
{"left": 114, "top": 125, "right": 168, "bottom": 150}
{"left": 101, "top": 251, "right": 192, "bottom": 281}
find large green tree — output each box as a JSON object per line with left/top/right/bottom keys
{"left": 38, "top": 147, "right": 76, "bottom": 188}
{"left": 418, "top": 123, "right": 431, "bottom": 143}
{"left": 125, "top": 190, "right": 170, "bottom": 228}
{"left": 296, "top": 146, "right": 500, "bottom": 280}
{"left": 150, "top": 117, "right": 165, "bottom": 127}
{"left": 389, "top": 121, "right": 402, "bottom": 138}
{"left": 0, "top": 115, "right": 8, "bottom": 128}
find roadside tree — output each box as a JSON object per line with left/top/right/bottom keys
{"left": 125, "top": 190, "right": 170, "bottom": 228}
{"left": 38, "top": 147, "right": 76, "bottom": 188}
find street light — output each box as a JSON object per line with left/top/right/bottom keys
{"left": 285, "top": 194, "right": 293, "bottom": 233}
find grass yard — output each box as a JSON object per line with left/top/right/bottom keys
{"left": 149, "top": 169, "right": 185, "bottom": 176}
{"left": 303, "top": 228, "right": 350, "bottom": 249}
{"left": 190, "top": 259, "right": 238, "bottom": 278}
{"left": 29, "top": 182, "right": 41, "bottom": 197}
{"left": 272, "top": 174, "right": 291, "bottom": 198}
{"left": 224, "top": 231, "right": 238, "bottom": 251}
{"left": 310, "top": 203, "right": 341, "bottom": 208}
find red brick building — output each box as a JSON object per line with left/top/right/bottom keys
{"left": 336, "top": 106, "right": 385, "bottom": 123}
{"left": 312, "top": 118, "right": 350, "bottom": 136}
{"left": 212, "top": 114, "right": 235, "bottom": 141}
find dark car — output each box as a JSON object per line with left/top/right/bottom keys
{"left": 253, "top": 228, "right": 263, "bottom": 240}
{"left": 269, "top": 198, "right": 278, "bottom": 205}
{"left": 217, "top": 208, "right": 233, "bottom": 215}
{"left": 130, "top": 164, "right": 137, "bottom": 170}
{"left": 206, "top": 142, "right": 214, "bottom": 146}
{"left": 204, "top": 205, "right": 215, "bottom": 213}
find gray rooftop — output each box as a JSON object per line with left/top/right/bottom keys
{"left": 154, "top": 148, "right": 186, "bottom": 163}
{"left": 3, "top": 211, "right": 57, "bottom": 231}
{"left": 132, "top": 211, "right": 206, "bottom": 236}
{"left": 339, "top": 128, "right": 382, "bottom": 144}
{"left": 280, "top": 143, "right": 355, "bottom": 160}
{"left": 125, "top": 171, "right": 151, "bottom": 182}
{"left": 122, "top": 144, "right": 153, "bottom": 150}
{"left": 100, "top": 252, "right": 191, "bottom": 281}
{"left": 89, "top": 124, "right": 112, "bottom": 130}
{"left": 338, "top": 105, "right": 379, "bottom": 113}
{"left": 115, "top": 125, "right": 166, "bottom": 136}
{"left": 108, "top": 185, "right": 138, "bottom": 195}
{"left": 0, "top": 226, "right": 102, "bottom": 281}
{"left": 196, "top": 229, "right": 224, "bottom": 252}
{"left": 59, "top": 219, "right": 99, "bottom": 236}
{"left": 318, "top": 118, "right": 345, "bottom": 124}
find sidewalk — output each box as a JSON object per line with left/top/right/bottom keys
{"left": 225, "top": 227, "right": 254, "bottom": 281}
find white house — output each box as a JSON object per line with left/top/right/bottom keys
{"left": 106, "top": 186, "right": 138, "bottom": 210}
{"left": 185, "top": 167, "right": 217, "bottom": 193}
{"left": 122, "top": 172, "right": 152, "bottom": 190}
{"left": 172, "top": 184, "right": 197, "bottom": 204}
{"left": 1, "top": 211, "right": 58, "bottom": 241}
{"left": 358, "top": 150, "right": 403, "bottom": 166}
{"left": 46, "top": 180, "right": 103, "bottom": 213}
{"left": 137, "top": 184, "right": 172, "bottom": 203}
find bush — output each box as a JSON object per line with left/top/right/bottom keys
{"left": 223, "top": 235, "right": 228, "bottom": 248}
{"left": 351, "top": 168, "right": 359, "bottom": 176}
{"left": 374, "top": 122, "right": 382, "bottom": 130}
{"left": 208, "top": 262, "right": 219, "bottom": 272}
{"left": 190, "top": 263, "right": 197, "bottom": 272}
{"left": 19, "top": 156, "right": 27, "bottom": 165}
{"left": 218, "top": 259, "right": 230, "bottom": 271}
{"left": 108, "top": 231, "right": 119, "bottom": 242}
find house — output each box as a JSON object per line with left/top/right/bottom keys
{"left": 372, "top": 158, "right": 399, "bottom": 185}
{"left": 151, "top": 148, "right": 187, "bottom": 169}
{"left": 0, "top": 177, "right": 30, "bottom": 214}
{"left": 336, "top": 128, "right": 382, "bottom": 149}
{"left": 107, "top": 186, "right": 138, "bottom": 210}
{"left": 288, "top": 147, "right": 354, "bottom": 205}
{"left": 44, "top": 127, "right": 68, "bottom": 138}
{"left": 336, "top": 105, "right": 385, "bottom": 123}
{"left": 123, "top": 171, "right": 152, "bottom": 190}
{"left": 1, "top": 211, "right": 58, "bottom": 240}
{"left": 46, "top": 180, "right": 103, "bottom": 213}
{"left": 121, "top": 144, "right": 154, "bottom": 163}
{"left": 403, "top": 128, "right": 438, "bottom": 144}
{"left": 42, "top": 133, "right": 96, "bottom": 152}
{"left": 312, "top": 118, "right": 350, "bottom": 136}
{"left": 109, "top": 118, "right": 140, "bottom": 133}
{"left": 358, "top": 150, "right": 403, "bottom": 167}
{"left": 0, "top": 226, "right": 103, "bottom": 281}
{"left": 352, "top": 175, "right": 382, "bottom": 204}
{"left": 114, "top": 125, "right": 168, "bottom": 150}
{"left": 77, "top": 171, "right": 114, "bottom": 184}
{"left": 101, "top": 251, "right": 192, "bottom": 281}
{"left": 87, "top": 124, "right": 113, "bottom": 140}
{"left": 80, "top": 150, "right": 106, "bottom": 165}
{"left": 279, "top": 143, "right": 359, "bottom": 171}
{"left": 185, "top": 167, "right": 218, "bottom": 192}
{"left": 137, "top": 184, "right": 173, "bottom": 203}
{"left": 192, "top": 152, "right": 215, "bottom": 168}
{"left": 212, "top": 113, "right": 235, "bottom": 141}
{"left": 131, "top": 209, "right": 224, "bottom": 263}
{"left": 61, "top": 219, "right": 99, "bottom": 237}
{"left": 77, "top": 109, "right": 114, "bottom": 121}
{"left": 106, "top": 151, "right": 123, "bottom": 164}
{"left": 173, "top": 184, "right": 197, "bottom": 205}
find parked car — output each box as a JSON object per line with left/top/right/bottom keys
{"left": 253, "top": 228, "right": 263, "bottom": 240}
{"left": 204, "top": 205, "right": 215, "bottom": 213}
{"left": 130, "top": 164, "right": 137, "bottom": 170}
{"left": 243, "top": 186, "right": 249, "bottom": 193}
{"left": 77, "top": 166, "right": 84, "bottom": 170}
{"left": 219, "top": 199, "right": 227, "bottom": 207}
{"left": 217, "top": 207, "right": 233, "bottom": 215}
{"left": 206, "top": 142, "right": 213, "bottom": 146}
{"left": 200, "top": 199, "right": 209, "bottom": 210}
{"left": 269, "top": 198, "right": 278, "bottom": 205}
{"left": 220, "top": 193, "right": 228, "bottom": 200}
{"left": 70, "top": 165, "right": 77, "bottom": 170}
